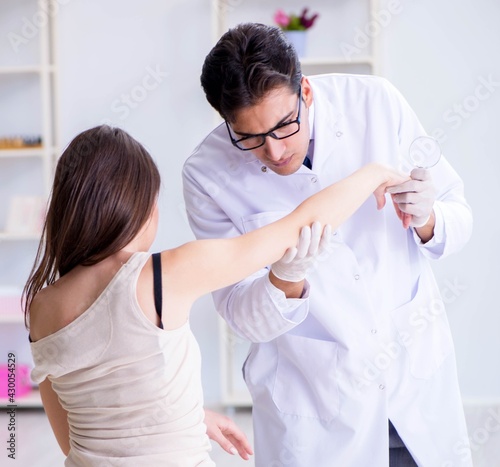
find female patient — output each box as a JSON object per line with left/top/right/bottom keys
{"left": 23, "top": 125, "right": 405, "bottom": 466}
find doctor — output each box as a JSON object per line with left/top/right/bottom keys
{"left": 183, "top": 23, "right": 473, "bottom": 466}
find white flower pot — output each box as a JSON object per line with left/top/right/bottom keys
{"left": 284, "top": 31, "right": 307, "bottom": 58}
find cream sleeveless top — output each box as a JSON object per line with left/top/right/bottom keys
{"left": 30, "top": 252, "right": 214, "bottom": 466}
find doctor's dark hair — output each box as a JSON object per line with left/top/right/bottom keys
{"left": 23, "top": 125, "right": 161, "bottom": 327}
{"left": 201, "top": 23, "right": 302, "bottom": 122}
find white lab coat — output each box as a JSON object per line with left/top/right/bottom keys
{"left": 183, "top": 74, "right": 473, "bottom": 467}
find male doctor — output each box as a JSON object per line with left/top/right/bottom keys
{"left": 183, "top": 23, "right": 473, "bottom": 466}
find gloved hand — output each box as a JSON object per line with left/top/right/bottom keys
{"left": 386, "top": 168, "right": 436, "bottom": 228}
{"left": 271, "top": 222, "right": 333, "bottom": 282}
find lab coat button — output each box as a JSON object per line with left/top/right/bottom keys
{"left": 354, "top": 274, "right": 360, "bottom": 280}
{"left": 379, "top": 384, "right": 385, "bottom": 390}
{"left": 261, "top": 166, "right": 267, "bottom": 173}
{"left": 311, "top": 177, "right": 318, "bottom": 183}
{"left": 336, "top": 131, "right": 343, "bottom": 137}
{"left": 371, "top": 329, "right": 377, "bottom": 334}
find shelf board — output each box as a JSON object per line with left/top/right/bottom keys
{"left": 0, "top": 148, "right": 45, "bottom": 158}
{"left": 0, "top": 388, "right": 43, "bottom": 409}
{"left": 221, "top": 397, "right": 252, "bottom": 408}
{"left": 0, "top": 66, "right": 42, "bottom": 74}
{"left": 462, "top": 397, "right": 500, "bottom": 408}
{"left": 0, "top": 65, "right": 56, "bottom": 74}
{"left": 300, "top": 56, "right": 375, "bottom": 66}
{"left": 0, "top": 313, "right": 25, "bottom": 324}
{"left": 0, "top": 232, "right": 41, "bottom": 241}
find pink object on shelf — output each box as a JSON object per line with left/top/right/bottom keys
{"left": 0, "top": 295, "right": 22, "bottom": 315}
{"left": 0, "top": 364, "right": 32, "bottom": 398}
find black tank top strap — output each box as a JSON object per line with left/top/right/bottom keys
{"left": 152, "top": 252, "right": 163, "bottom": 329}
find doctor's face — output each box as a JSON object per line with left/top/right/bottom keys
{"left": 228, "top": 80, "right": 313, "bottom": 176}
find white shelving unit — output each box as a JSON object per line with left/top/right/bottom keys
{"left": 0, "top": 0, "right": 60, "bottom": 409}
{"left": 213, "top": 0, "right": 379, "bottom": 75}
{"left": 212, "top": 0, "right": 379, "bottom": 407}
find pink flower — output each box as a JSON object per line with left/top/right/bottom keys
{"left": 274, "top": 8, "right": 319, "bottom": 31}
{"left": 274, "top": 9, "right": 290, "bottom": 28}
{"left": 299, "top": 7, "right": 319, "bottom": 29}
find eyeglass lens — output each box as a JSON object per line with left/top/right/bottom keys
{"left": 236, "top": 122, "right": 300, "bottom": 150}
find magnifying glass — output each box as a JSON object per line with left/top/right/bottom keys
{"left": 409, "top": 136, "right": 442, "bottom": 169}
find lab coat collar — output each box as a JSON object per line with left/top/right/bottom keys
{"left": 308, "top": 101, "right": 315, "bottom": 141}
{"left": 308, "top": 79, "right": 344, "bottom": 177}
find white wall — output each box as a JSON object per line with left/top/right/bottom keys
{"left": 378, "top": 0, "right": 500, "bottom": 400}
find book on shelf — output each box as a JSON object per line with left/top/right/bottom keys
{"left": 5, "top": 196, "right": 45, "bottom": 236}
{"left": 0, "top": 136, "right": 43, "bottom": 150}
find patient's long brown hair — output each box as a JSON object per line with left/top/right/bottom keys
{"left": 23, "top": 125, "right": 161, "bottom": 327}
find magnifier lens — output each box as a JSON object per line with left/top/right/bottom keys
{"left": 409, "top": 136, "right": 441, "bottom": 168}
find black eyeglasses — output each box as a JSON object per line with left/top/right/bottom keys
{"left": 226, "top": 88, "right": 302, "bottom": 151}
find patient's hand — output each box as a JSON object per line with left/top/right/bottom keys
{"left": 204, "top": 408, "right": 253, "bottom": 460}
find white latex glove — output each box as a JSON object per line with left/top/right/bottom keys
{"left": 271, "top": 222, "right": 333, "bottom": 282}
{"left": 386, "top": 168, "right": 436, "bottom": 228}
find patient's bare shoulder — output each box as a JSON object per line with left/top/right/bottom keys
{"left": 29, "top": 263, "right": 113, "bottom": 341}
{"left": 29, "top": 285, "right": 68, "bottom": 342}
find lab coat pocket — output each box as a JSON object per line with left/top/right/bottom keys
{"left": 272, "top": 334, "right": 340, "bottom": 422}
{"left": 241, "top": 211, "right": 290, "bottom": 233}
{"left": 390, "top": 273, "right": 455, "bottom": 380}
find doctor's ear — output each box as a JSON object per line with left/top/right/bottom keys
{"left": 301, "top": 77, "right": 314, "bottom": 108}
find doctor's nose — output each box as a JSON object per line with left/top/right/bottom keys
{"left": 263, "top": 137, "right": 286, "bottom": 161}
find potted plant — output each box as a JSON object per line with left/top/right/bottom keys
{"left": 273, "top": 8, "right": 319, "bottom": 57}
